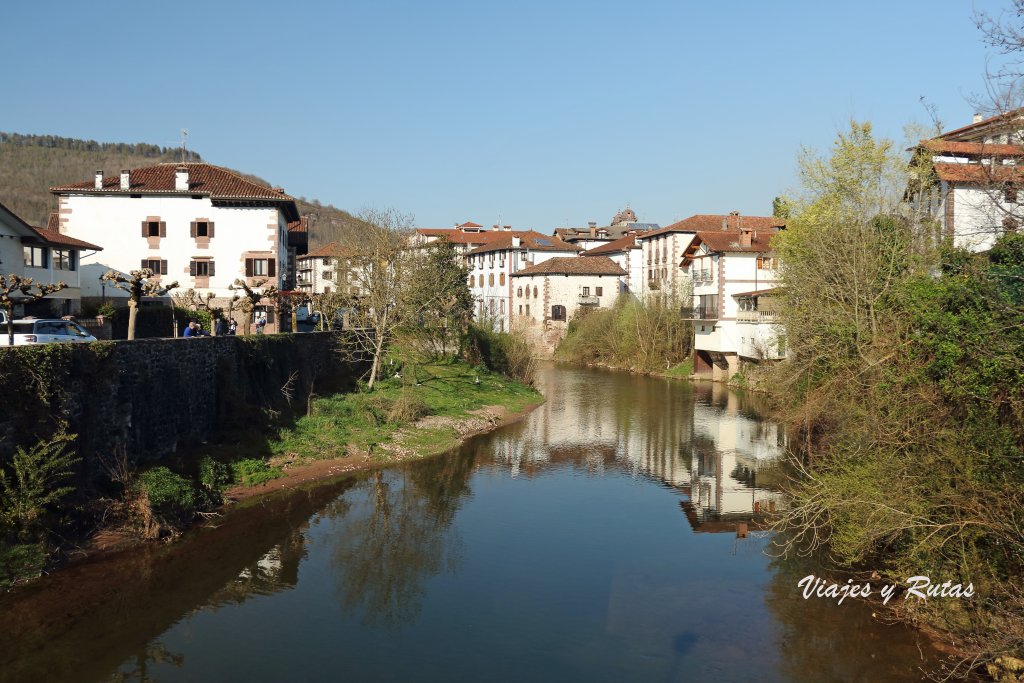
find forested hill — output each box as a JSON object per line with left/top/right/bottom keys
{"left": 0, "top": 132, "right": 363, "bottom": 247}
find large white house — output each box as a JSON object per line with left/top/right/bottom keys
{"left": 296, "top": 241, "right": 358, "bottom": 296}
{"left": 0, "top": 200, "right": 103, "bottom": 316}
{"left": 510, "top": 256, "right": 625, "bottom": 354}
{"left": 910, "top": 109, "right": 1024, "bottom": 252}
{"left": 466, "top": 231, "right": 579, "bottom": 331}
{"left": 580, "top": 234, "right": 643, "bottom": 294}
{"left": 681, "top": 222, "right": 785, "bottom": 380}
{"left": 50, "top": 163, "right": 300, "bottom": 331}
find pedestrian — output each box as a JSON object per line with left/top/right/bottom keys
{"left": 256, "top": 314, "right": 267, "bottom": 335}
{"left": 228, "top": 319, "right": 238, "bottom": 335}
{"left": 215, "top": 317, "right": 227, "bottom": 336}
{"left": 182, "top": 320, "right": 197, "bottom": 337}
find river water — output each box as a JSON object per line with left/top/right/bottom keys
{"left": 1, "top": 364, "right": 942, "bottom": 682}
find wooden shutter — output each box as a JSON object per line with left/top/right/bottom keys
{"left": 159, "top": 221, "right": 166, "bottom": 238}
{"left": 189, "top": 260, "right": 197, "bottom": 276}
{"left": 141, "top": 221, "right": 148, "bottom": 238}
{"left": 267, "top": 308, "right": 275, "bottom": 323}
{"left": 208, "top": 261, "right": 216, "bottom": 276}
{"left": 141, "top": 258, "right": 148, "bottom": 270}
{"left": 208, "top": 221, "right": 215, "bottom": 238}
{"left": 268, "top": 259, "right": 276, "bottom": 277}
{"left": 161, "top": 260, "right": 168, "bottom": 275}
{"left": 245, "top": 258, "right": 254, "bottom": 277}
{"left": 190, "top": 221, "right": 197, "bottom": 238}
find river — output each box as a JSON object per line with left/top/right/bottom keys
{"left": 0, "top": 363, "right": 942, "bottom": 682}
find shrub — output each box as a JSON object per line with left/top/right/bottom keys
{"left": 0, "top": 542, "right": 47, "bottom": 588}
{"left": 387, "top": 390, "right": 429, "bottom": 423}
{"left": 198, "top": 456, "right": 231, "bottom": 491}
{"left": 0, "top": 431, "right": 79, "bottom": 539}
{"left": 136, "top": 467, "right": 196, "bottom": 534}
{"left": 463, "top": 324, "right": 536, "bottom": 385}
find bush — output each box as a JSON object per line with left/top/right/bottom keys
{"left": 0, "top": 542, "right": 47, "bottom": 588}
{"left": 387, "top": 390, "right": 429, "bottom": 423}
{"left": 0, "top": 431, "right": 79, "bottom": 539}
{"left": 136, "top": 467, "right": 196, "bottom": 532}
{"left": 198, "top": 456, "right": 230, "bottom": 491}
{"left": 231, "top": 459, "right": 282, "bottom": 487}
{"left": 463, "top": 324, "right": 536, "bottom": 385}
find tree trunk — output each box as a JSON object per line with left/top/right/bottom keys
{"left": 367, "top": 334, "right": 384, "bottom": 391}
{"left": 5, "top": 306, "right": 13, "bottom": 346}
{"left": 127, "top": 298, "right": 139, "bottom": 341}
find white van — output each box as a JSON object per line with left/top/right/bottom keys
{"left": 8, "top": 318, "right": 97, "bottom": 345}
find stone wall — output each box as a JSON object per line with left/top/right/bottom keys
{"left": 0, "top": 333, "right": 362, "bottom": 475}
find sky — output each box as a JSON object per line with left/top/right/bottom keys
{"left": 1, "top": 0, "right": 1012, "bottom": 230}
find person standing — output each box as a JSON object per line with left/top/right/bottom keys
{"left": 228, "top": 319, "right": 238, "bottom": 336}
{"left": 215, "top": 317, "right": 227, "bottom": 336}
{"left": 256, "top": 313, "right": 267, "bottom": 335}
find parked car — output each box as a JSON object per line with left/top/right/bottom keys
{"left": 8, "top": 318, "right": 97, "bottom": 345}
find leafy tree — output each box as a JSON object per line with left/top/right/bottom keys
{"left": 402, "top": 237, "right": 474, "bottom": 358}
{"left": 100, "top": 269, "right": 178, "bottom": 340}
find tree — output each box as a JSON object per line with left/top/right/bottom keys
{"left": 401, "top": 237, "right": 474, "bottom": 358}
{"left": 228, "top": 278, "right": 277, "bottom": 335}
{"left": 100, "top": 269, "right": 179, "bottom": 341}
{"left": 310, "top": 290, "right": 348, "bottom": 331}
{"left": 0, "top": 275, "right": 69, "bottom": 346}
{"left": 340, "top": 208, "right": 414, "bottom": 390}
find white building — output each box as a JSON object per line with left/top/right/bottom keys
{"left": 0, "top": 201, "right": 103, "bottom": 316}
{"left": 411, "top": 221, "right": 510, "bottom": 256}
{"left": 296, "top": 241, "right": 358, "bottom": 296}
{"left": 510, "top": 256, "right": 626, "bottom": 354}
{"left": 50, "top": 163, "right": 300, "bottom": 332}
{"left": 466, "top": 231, "right": 579, "bottom": 332}
{"left": 910, "top": 109, "right": 1024, "bottom": 252}
{"left": 681, "top": 223, "right": 785, "bottom": 380}
{"left": 580, "top": 234, "right": 643, "bottom": 294}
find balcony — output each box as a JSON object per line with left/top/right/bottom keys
{"left": 681, "top": 307, "right": 718, "bottom": 320}
{"left": 692, "top": 270, "right": 713, "bottom": 285}
{"left": 578, "top": 295, "right": 600, "bottom": 306}
{"left": 737, "top": 310, "right": 781, "bottom": 324}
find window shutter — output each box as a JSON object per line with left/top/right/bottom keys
{"left": 141, "top": 258, "right": 148, "bottom": 270}
{"left": 190, "top": 260, "right": 197, "bottom": 276}
{"left": 208, "top": 221, "right": 215, "bottom": 238}
{"left": 267, "top": 308, "right": 275, "bottom": 323}
{"left": 209, "top": 261, "right": 216, "bottom": 276}
{"left": 161, "top": 260, "right": 168, "bottom": 275}
{"left": 141, "top": 221, "right": 148, "bottom": 238}
{"left": 159, "top": 221, "right": 166, "bottom": 238}
{"left": 268, "top": 259, "right": 276, "bottom": 277}
{"left": 190, "top": 221, "right": 197, "bottom": 238}
{"left": 245, "top": 258, "right": 254, "bottom": 277}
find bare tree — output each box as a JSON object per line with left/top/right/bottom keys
{"left": 0, "top": 275, "right": 68, "bottom": 346}
{"left": 100, "top": 269, "right": 179, "bottom": 341}
{"left": 228, "top": 278, "right": 277, "bottom": 335}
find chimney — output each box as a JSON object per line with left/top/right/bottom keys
{"left": 175, "top": 166, "right": 189, "bottom": 191}
{"left": 588, "top": 221, "right": 597, "bottom": 237}
{"left": 120, "top": 169, "right": 130, "bottom": 191}
{"left": 503, "top": 225, "right": 511, "bottom": 231}
{"left": 492, "top": 224, "right": 500, "bottom": 231}
{"left": 973, "top": 113, "right": 984, "bottom": 124}
{"left": 94, "top": 170, "right": 103, "bottom": 189}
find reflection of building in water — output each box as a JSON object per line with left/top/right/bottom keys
{"left": 208, "top": 528, "right": 308, "bottom": 606}
{"left": 486, "top": 368, "right": 786, "bottom": 532}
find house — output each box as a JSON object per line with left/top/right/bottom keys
{"left": 0, "top": 200, "right": 103, "bottom": 316}
{"left": 553, "top": 207, "right": 658, "bottom": 252}
{"left": 637, "top": 213, "right": 785, "bottom": 300}
{"left": 680, "top": 221, "right": 785, "bottom": 380}
{"left": 285, "top": 216, "right": 310, "bottom": 290}
{"left": 510, "top": 256, "right": 626, "bottom": 354}
{"left": 580, "top": 234, "right": 643, "bottom": 294}
{"left": 411, "top": 221, "right": 511, "bottom": 255}
{"left": 50, "top": 163, "right": 300, "bottom": 332}
{"left": 296, "top": 241, "right": 357, "bottom": 296}
{"left": 466, "top": 232, "right": 580, "bottom": 332}
{"left": 909, "top": 109, "right": 1024, "bottom": 252}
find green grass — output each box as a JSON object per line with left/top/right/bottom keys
{"left": 271, "top": 357, "right": 540, "bottom": 462}
{"left": 231, "top": 458, "right": 283, "bottom": 487}
{"left": 665, "top": 359, "right": 694, "bottom": 378}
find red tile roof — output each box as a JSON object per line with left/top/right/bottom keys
{"left": 933, "top": 162, "right": 1024, "bottom": 184}
{"left": 288, "top": 216, "right": 309, "bottom": 233}
{"left": 29, "top": 227, "right": 103, "bottom": 251}
{"left": 458, "top": 221, "right": 483, "bottom": 228}
{"left": 581, "top": 234, "right": 636, "bottom": 255}
{"left": 731, "top": 287, "right": 779, "bottom": 298}
{"left": 45, "top": 212, "right": 60, "bottom": 232}
{"left": 644, "top": 214, "right": 784, "bottom": 239}
{"left": 939, "top": 109, "right": 1024, "bottom": 141}
{"left": 920, "top": 140, "right": 1024, "bottom": 156}
{"left": 680, "top": 230, "right": 776, "bottom": 265}
{"left": 51, "top": 163, "right": 297, "bottom": 203}
{"left": 304, "top": 241, "right": 352, "bottom": 259}
{"left": 511, "top": 256, "right": 626, "bottom": 277}
{"left": 467, "top": 231, "right": 580, "bottom": 255}
{"left": 415, "top": 228, "right": 513, "bottom": 245}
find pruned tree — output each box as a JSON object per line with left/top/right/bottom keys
{"left": 270, "top": 289, "right": 306, "bottom": 333}
{"left": 310, "top": 290, "right": 349, "bottom": 331}
{"left": 0, "top": 275, "right": 68, "bottom": 346}
{"left": 100, "top": 269, "right": 179, "bottom": 340}
{"left": 228, "top": 278, "right": 277, "bottom": 335}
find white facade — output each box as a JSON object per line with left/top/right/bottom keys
{"left": 939, "top": 184, "right": 1020, "bottom": 253}
{"left": 635, "top": 229, "right": 696, "bottom": 299}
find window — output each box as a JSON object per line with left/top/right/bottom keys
{"left": 551, "top": 305, "right": 566, "bottom": 321}
{"left": 252, "top": 305, "right": 274, "bottom": 323}
{"left": 499, "top": 273, "right": 506, "bottom": 286}
{"left": 500, "top": 300, "right": 505, "bottom": 314}
{"left": 196, "top": 221, "right": 209, "bottom": 237}
{"left": 489, "top": 299, "right": 496, "bottom": 313}
{"left": 23, "top": 245, "right": 46, "bottom": 268}
{"left": 141, "top": 258, "right": 167, "bottom": 275}
{"left": 190, "top": 260, "right": 215, "bottom": 277}
{"left": 582, "top": 287, "right": 590, "bottom": 296}
{"left": 520, "top": 252, "right": 527, "bottom": 262}
{"left": 488, "top": 274, "right": 494, "bottom": 286}
{"left": 53, "top": 249, "right": 76, "bottom": 271}
{"left": 533, "top": 286, "right": 538, "bottom": 298}
{"left": 322, "top": 270, "right": 332, "bottom": 280}
{"left": 1006, "top": 185, "right": 1019, "bottom": 204}
{"left": 525, "top": 304, "right": 530, "bottom": 316}
{"left": 517, "top": 287, "right": 523, "bottom": 297}
{"left": 519, "top": 305, "right": 523, "bottom": 314}
{"left": 757, "top": 256, "right": 777, "bottom": 270}
{"left": 245, "top": 257, "right": 276, "bottom": 278}
{"left": 596, "top": 287, "right": 603, "bottom": 296}
{"left": 478, "top": 274, "right": 483, "bottom": 287}
{"left": 148, "top": 221, "right": 160, "bottom": 237}
{"left": 1004, "top": 216, "right": 1020, "bottom": 233}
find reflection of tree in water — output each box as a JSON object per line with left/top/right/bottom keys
{"left": 107, "top": 642, "right": 184, "bottom": 683}
{"left": 328, "top": 451, "right": 476, "bottom": 627}
{"left": 763, "top": 550, "right": 940, "bottom": 682}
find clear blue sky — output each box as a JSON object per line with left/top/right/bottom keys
{"left": 1, "top": 1, "right": 1008, "bottom": 229}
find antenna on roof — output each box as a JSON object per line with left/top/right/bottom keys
{"left": 180, "top": 128, "right": 189, "bottom": 163}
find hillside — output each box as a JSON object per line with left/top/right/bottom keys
{"left": 0, "top": 132, "right": 364, "bottom": 248}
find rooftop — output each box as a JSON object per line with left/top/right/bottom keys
{"left": 581, "top": 234, "right": 637, "bottom": 256}
{"left": 643, "top": 214, "right": 784, "bottom": 239}
{"left": 511, "top": 256, "right": 626, "bottom": 277}
{"left": 467, "top": 231, "right": 580, "bottom": 255}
